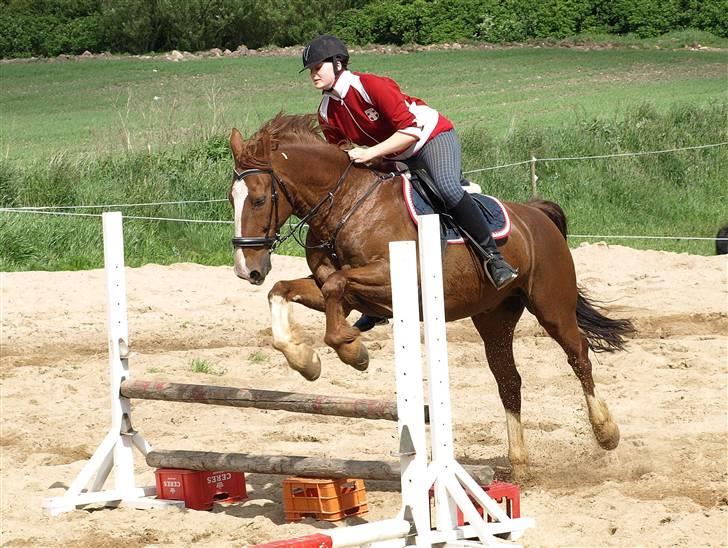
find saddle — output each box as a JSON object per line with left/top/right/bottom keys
{"left": 375, "top": 161, "right": 511, "bottom": 245}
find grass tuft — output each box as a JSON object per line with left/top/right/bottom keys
{"left": 190, "top": 358, "right": 225, "bottom": 376}
{"left": 247, "top": 350, "right": 269, "bottom": 364}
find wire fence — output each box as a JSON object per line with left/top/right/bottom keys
{"left": 461, "top": 141, "right": 728, "bottom": 174}
{"left": 2, "top": 141, "right": 727, "bottom": 243}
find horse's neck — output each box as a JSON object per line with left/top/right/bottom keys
{"left": 275, "top": 146, "right": 364, "bottom": 234}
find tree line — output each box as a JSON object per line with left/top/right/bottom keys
{"left": 1, "top": 0, "right": 725, "bottom": 58}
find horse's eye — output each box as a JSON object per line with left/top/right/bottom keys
{"left": 252, "top": 197, "right": 266, "bottom": 208}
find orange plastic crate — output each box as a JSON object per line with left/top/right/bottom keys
{"left": 282, "top": 477, "right": 368, "bottom": 522}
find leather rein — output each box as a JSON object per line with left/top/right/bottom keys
{"left": 231, "top": 161, "right": 393, "bottom": 264}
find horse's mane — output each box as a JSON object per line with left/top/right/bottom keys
{"left": 253, "top": 112, "right": 324, "bottom": 146}
{"left": 239, "top": 112, "right": 327, "bottom": 168}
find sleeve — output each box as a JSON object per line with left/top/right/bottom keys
{"left": 361, "top": 74, "right": 423, "bottom": 139}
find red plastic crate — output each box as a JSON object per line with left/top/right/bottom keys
{"left": 155, "top": 468, "right": 247, "bottom": 510}
{"left": 429, "top": 480, "right": 520, "bottom": 525}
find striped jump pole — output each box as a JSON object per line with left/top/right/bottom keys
{"left": 119, "top": 379, "right": 430, "bottom": 422}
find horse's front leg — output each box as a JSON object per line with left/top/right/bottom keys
{"left": 320, "top": 260, "right": 391, "bottom": 371}
{"left": 268, "top": 277, "right": 326, "bottom": 381}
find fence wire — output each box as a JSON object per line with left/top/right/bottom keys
{"left": 2, "top": 141, "right": 726, "bottom": 243}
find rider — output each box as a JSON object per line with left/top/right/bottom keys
{"left": 302, "top": 35, "right": 518, "bottom": 332}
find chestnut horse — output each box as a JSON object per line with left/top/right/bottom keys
{"left": 228, "top": 114, "right": 634, "bottom": 469}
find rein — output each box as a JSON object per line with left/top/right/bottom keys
{"left": 231, "top": 161, "right": 391, "bottom": 263}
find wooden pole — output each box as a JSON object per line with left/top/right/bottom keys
{"left": 120, "top": 379, "right": 420, "bottom": 422}
{"left": 146, "top": 450, "right": 494, "bottom": 484}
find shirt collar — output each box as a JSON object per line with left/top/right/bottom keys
{"left": 324, "top": 70, "right": 353, "bottom": 100}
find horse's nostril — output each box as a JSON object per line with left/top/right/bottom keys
{"left": 249, "top": 270, "right": 262, "bottom": 283}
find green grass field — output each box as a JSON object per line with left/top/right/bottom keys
{"left": 2, "top": 47, "right": 726, "bottom": 160}
{"left": 1, "top": 45, "right": 727, "bottom": 270}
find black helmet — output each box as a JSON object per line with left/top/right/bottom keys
{"left": 300, "top": 35, "right": 349, "bottom": 72}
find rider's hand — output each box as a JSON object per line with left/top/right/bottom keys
{"left": 348, "top": 147, "right": 376, "bottom": 164}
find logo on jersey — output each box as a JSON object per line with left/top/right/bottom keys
{"left": 364, "top": 108, "right": 380, "bottom": 121}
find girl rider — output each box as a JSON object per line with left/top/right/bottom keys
{"left": 302, "top": 35, "right": 517, "bottom": 332}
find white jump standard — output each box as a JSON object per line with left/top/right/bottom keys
{"left": 42, "top": 212, "right": 182, "bottom": 516}
{"left": 256, "top": 216, "right": 534, "bottom": 546}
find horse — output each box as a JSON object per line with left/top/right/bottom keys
{"left": 227, "top": 113, "right": 634, "bottom": 470}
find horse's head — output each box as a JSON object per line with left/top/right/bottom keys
{"left": 228, "top": 127, "right": 293, "bottom": 285}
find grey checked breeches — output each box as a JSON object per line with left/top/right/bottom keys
{"left": 406, "top": 129, "right": 465, "bottom": 210}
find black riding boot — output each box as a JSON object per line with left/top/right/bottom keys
{"left": 449, "top": 193, "right": 518, "bottom": 290}
{"left": 353, "top": 314, "right": 389, "bottom": 332}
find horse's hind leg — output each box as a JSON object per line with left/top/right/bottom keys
{"left": 527, "top": 291, "right": 620, "bottom": 451}
{"left": 268, "top": 277, "right": 326, "bottom": 381}
{"left": 471, "top": 298, "right": 529, "bottom": 470}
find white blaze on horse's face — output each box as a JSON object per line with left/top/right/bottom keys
{"left": 231, "top": 178, "right": 250, "bottom": 280}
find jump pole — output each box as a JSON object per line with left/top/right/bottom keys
{"left": 119, "top": 378, "right": 428, "bottom": 422}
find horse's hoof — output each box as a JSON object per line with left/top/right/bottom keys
{"left": 286, "top": 345, "right": 321, "bottom": 381}
{"left": 594, "top": 420, "right": 620, "bottom": 450}
{"left": 299, "top": 361, "right": 321, "bottom": 382}
{"left": 334, "top": 339, "right": 369, "bottom": 371}
{"left": 510, "top": 462, "right": 532, "bottom": 483}
{"left": 587, "top": 395, "right": 620, "bottom": 450}
{"left": 349, "top": 343, "right": 369, "bottom": 371}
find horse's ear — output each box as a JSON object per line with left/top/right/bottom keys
{"left": 230, "top": 128, "right": 245, "bottom": 162}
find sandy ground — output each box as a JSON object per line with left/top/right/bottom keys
{"left": 1, "top": 243, "right": 726, "bottom": 547}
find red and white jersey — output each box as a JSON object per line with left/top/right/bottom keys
{"left": 318, "top": 70, "right": 454, "bottom": 160}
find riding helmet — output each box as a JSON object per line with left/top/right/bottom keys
{"left": 301, "top": 35, "right": 349, "bottom": 72}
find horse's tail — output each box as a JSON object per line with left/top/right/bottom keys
{"left": 528, "top": 199, "right": 568, "bottom": 238}
{"left": 574, "top": 292, "right": 635, "bottom": 352}
{"left": 528, "top": 199, "right": 635, "bottom": 353}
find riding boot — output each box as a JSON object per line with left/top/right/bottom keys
{"left": 448, "top": 192, "right": 518, "bottom": 290}
{"left": 353, "top": 313, "right": 389, "bottom": 332}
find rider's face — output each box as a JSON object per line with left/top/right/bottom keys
{"left": 309, "top": 61, "right": 336, "bottom": 90}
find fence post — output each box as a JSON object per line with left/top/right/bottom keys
{"left": 530, "top": 155, "right": 538, "bottom": 197}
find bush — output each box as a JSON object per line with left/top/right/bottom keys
{"left": 332, "top": 0, "right": 728, "bottom": 45}
{"left": 0, "top": 14, "right": 60, "bottom": 57}
{"left": 44, "top": 16, "right": 104, "bottom": 55}
{"left": 0, "top": 0, "right": 726, "bottom": 58}
{"left": 0, "top": 0, "right": 105, "bottom": 57}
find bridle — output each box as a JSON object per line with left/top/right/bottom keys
{"left": 230, "top": 161, "right": 392, "bottom": 264}
{"left": 230, "top": 167, "right": 292, "bottom": 250}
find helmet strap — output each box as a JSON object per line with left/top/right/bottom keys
{"left": 322, "top": 57, "right": 343, "bottom": 92}
{"left": 332, "top": 56, "right": 343, "bottom": 78}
